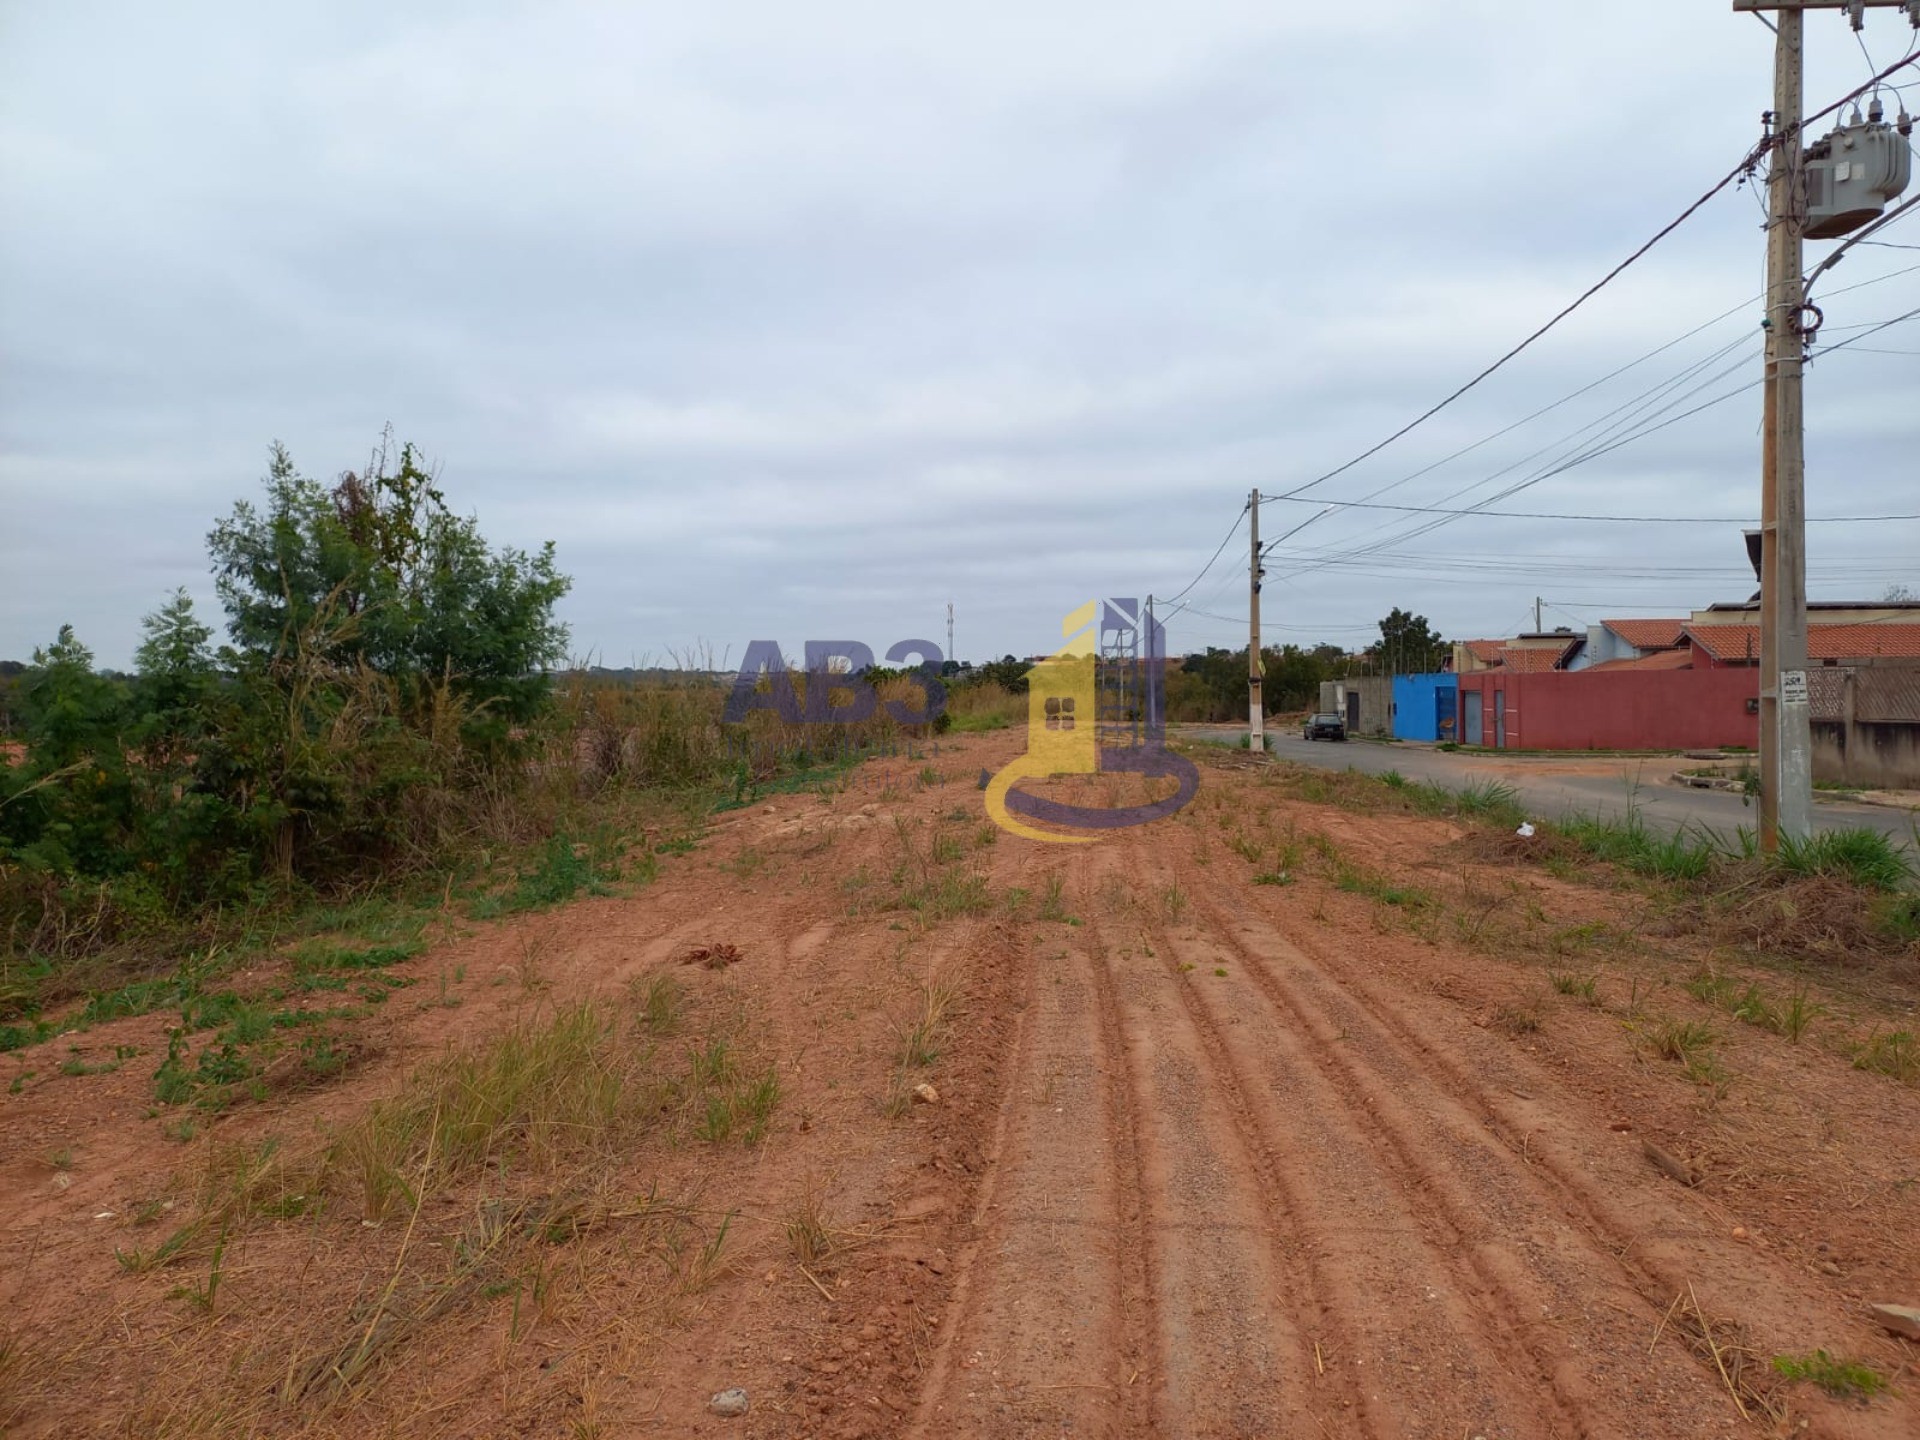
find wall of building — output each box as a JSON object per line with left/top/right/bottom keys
{"left": 1568, "top": 624, "right": 1635, "bottom": 672}
{"left": 1391, "top": 673, "right": 1458, "bottom": 741}
{"left": 1808, "top": 662, "right": 1920, "bottom": 788}
{"left": 1811, "top": 722, "right": 1920, "bottom": 789}
{"left": 1456, "top": 669, "right": 1760, "bottom": 751}
{"left": 1318, "top": 676, "right": 1394, "bottom": 736}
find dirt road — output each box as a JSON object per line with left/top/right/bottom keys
{"left": 3, "top": 731, "right": 1916, "bottom": 1438}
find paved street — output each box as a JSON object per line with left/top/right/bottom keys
{"left": 1180, "top": 726, "right": 1918, "bottom": 849}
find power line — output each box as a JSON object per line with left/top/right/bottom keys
{"left": 1306, "top": 295, "right": 1760, "bottom": 515}
{"left": 1257, "top": 323, "right": 1767, "bottom": 576}
{"left": 1268, "top": 348, "right": 1770, "bottom": 578}
{"left": 1265, "top": 272, "right": 1920, "bottom": 573}
{"left": 1811, "top": 302, "right": 1920, "bottom": 356}
{"left": 1273, "top": 49, "right": 1920, "bottom": 505}
{"left": 1260, "top": 498, "right": 1920, "bottom": 524}
{"left": 1160, "top": 504, "right": 1247, "bottom": 607}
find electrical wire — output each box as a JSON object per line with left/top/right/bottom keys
{"left": 1263, "top": 273, "right": 1917, "bottom": 579}
{"left": 1256, "top": 323, "right": 1766, "bottom": 570}
{"left": 1856, "top": 23, "right": 1883, "bottom": 89}
{"left": 1271, "top": 345, "right": 1768, "bottom": 578}
{"left": 1811, "top": 302, "right": 1920, "bottom": 355}
{"left": 1272, "top": 48, "right": 1920, "bottom": 505}
{"left": 1259, "top": 498, "right": 1919, "bottom": 524}
{"left": 1159, "top": 504, "right": 1247, "bottom": 608}
{"left": 1289, "top": 294, "right": 1760, "bottom": 518}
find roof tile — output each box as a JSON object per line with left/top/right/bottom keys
{"left": 1587, "top": 648, "right": 1695, "bottom": 672}
{"left": 1602, "top": 618, "right": 1686, "bottom": 651}
{"left": 1497, "top": 644, "right": 1575, "bottom": 673}
{"left": 1687, "top": 622, "right": 1920, "bottom": 662}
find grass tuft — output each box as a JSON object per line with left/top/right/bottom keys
{"left": 1852, "top": 1029, "right": 1917, "bottom": 1084}
{"left": 331, "top": 1001, "right": 628, "bottom": 1219}
{"left": 1775, "top": 828, "right": 1910, "bottom": 892}
{"left": 1548, "top": 972, "right": 1600, "bottom": 1003}
{"left": 1771, "top": 1349, "right": 1886, "bottom": 1400}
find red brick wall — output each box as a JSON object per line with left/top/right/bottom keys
{"left": 1456, "top": 669, "right": 1759, "bottom": 750}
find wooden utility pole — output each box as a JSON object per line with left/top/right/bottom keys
{"left": 1249, "top": 488, "right": 1265, "bottom": 753}
{"left": 1735, "top": 0, "right": 1910, "bottom": 844}
{"left": 1759, "top": 1, "right": 1812, "bottom": 848}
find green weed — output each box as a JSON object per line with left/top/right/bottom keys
{"left": 1771, "top": 1350, "right": 1886, "bottom": 1400}
{"left": 1037, "top": 875, "right": 1072, "bottom": 924}
{"left": 1548, "top": 972, "right": 1600, "bottom": 1003}
{"left": 1775, "top": 828, "right": 1910, "bottom": 892}
{"left": 1852, "top": 1030, "right": 1917, "bottom": 1083}
{"left": 1647, "top": 1017, "right": 1716, "bottom": 1064}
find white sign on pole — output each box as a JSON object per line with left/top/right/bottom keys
{"left": 1780, "top": 669, "right": 1809, "bottom": 705}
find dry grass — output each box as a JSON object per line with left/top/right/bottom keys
{"left": 1649, "top": 1285, "right": 1784, "bottom": 1425}
{"left": 785, "top": 1175, "right": 836, "bottom": 1269}
{"left": 331, "top": 1001, "right": 633, "bottom": 1220}
{"left": 882, "top": 977, "right": 959, "bottom": 1117}
{"left": 90, "top": 973, "right": 777, "bottom": 1434}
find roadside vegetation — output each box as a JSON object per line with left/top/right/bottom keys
{"left": 1198, "top": 748, "right": 1919, "bottom": 1104}
{"left": 0, "top": 436, "right": 950, "bottom": 1054}
{"left": 1262, "top": 759, "right": 1916, "bottom": 956}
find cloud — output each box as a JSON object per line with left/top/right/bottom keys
{"left": 1, "top": 0, "right": 1914, "bottom": 669}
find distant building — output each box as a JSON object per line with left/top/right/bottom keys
{"left": 1451, "top": 630, "right": 1582, "bottom": 675}
{"left": 1567, "top": 618, "right": 1687, "bottom": 672}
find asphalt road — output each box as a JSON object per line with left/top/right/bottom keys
{"left": 1179, "top": 727, "right": 1918, "bottom": 849}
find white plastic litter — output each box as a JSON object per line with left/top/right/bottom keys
{"left": 1516, "top": 822, "right": 1536, "bottom": 838}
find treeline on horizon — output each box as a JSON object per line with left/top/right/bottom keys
{"left": 0, "top": 434, "right": 1449, "bottom": 980}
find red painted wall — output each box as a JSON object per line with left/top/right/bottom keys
{"left": 1457, "top": 669, "right": 1759, "bottom": 751}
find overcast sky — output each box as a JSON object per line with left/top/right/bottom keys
{"left": 3, "top": 1, "right": 1916, "bottom": 670}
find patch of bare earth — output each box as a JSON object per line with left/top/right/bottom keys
{"left": 3, "top": 735, "right": 1916, "bottom": 1438}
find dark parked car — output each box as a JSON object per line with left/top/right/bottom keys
{"left": 1303, "top": 712, "right": 1346, "bottom": 741}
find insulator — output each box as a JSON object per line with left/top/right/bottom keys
{"left": 1869, "top": 95, "right": 1885, "bottom": 124}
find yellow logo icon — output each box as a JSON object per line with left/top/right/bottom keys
{"left": 982, "top": 601, "right": 1102, "bottom": 844}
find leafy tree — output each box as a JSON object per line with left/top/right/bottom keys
{"left": 974, "top": 655, "right": 1031, "bottom": 695}
{"left": 208, "top": 439, "right": 572, "bottom": 732}
{"left": 0, "top": 659, "right": 28, "bottom": 736}
{"left": 17, "top": 627, "right": 123, "bottom": 774}
{"left": 1265, "top": 644, "right": 1329, "bottom": 711}
{"left": 0, "top": 626, "right": 133, "bottom": 876}
{"left": 1375, "top": 608, "right": 1447, "bottom": 674}
{"left": 132, "top": 589, "right": 217, "bottom": 760}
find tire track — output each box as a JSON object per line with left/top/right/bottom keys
{"left": 1122, "top": 843, "right": 1605, "bottom": 1439}
{"left": 1078, "top": 852, "right": 1372, "bottom": 1440}
{"left": 1163, "top": 862, "right": 1749, "bottom": 1436}
{"left": 1197, "top": 879, "right": 1882, "bottom": 1425}
{"left": 908, "top": 858, "right": 1158, "bottom": 1440}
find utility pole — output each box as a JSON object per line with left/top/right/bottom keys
{"left": 1735, "top": 1, "right": 1917, "bottom": 844}
{"left": 1249, "top": 488, "right": 1265, "bottom": 753}
{"left": 1760, "top": 1, "right": 1813, "bottom": 849}
{"left": 946, "top": 601, "right": 954, "bottom": 669}
{"left": 1534, "top": 595, "right": 1542, "bottom": 633}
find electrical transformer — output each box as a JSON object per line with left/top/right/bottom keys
{"left": 1802, "top": 115, "right": 1913, "bottom": 239}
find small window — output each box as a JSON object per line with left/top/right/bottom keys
{"left": 1044, "top": 696, "right": 1076, "bottom": 731}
